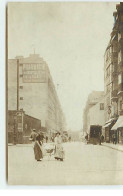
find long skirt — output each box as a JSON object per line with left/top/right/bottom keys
{"left": 54, "top": 144, "right": 64, "bottom": 159}
{"left": 34, "top": 141, "right": 43, "bottom": 160}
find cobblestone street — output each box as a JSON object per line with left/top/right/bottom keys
{"left": 8, "top": 142, "right": 123, "bottom": 185}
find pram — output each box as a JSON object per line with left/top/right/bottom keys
{"left": 43, "top": 142, "right": 55, "bottom": 160}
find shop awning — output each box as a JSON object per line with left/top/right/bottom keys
{"left": 103, "top": 118, "right": 117, "bottom": 129}
{"left": 103, "top": 122, "right": 111, "bottom": 128}
{"left": 111, "top": 116, "right": 123, "bottom": 130}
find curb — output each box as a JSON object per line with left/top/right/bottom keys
{"left": 102, "top": 143, "right": 123, "bottom": 153}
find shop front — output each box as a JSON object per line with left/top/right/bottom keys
{"left": 111, "top": 115, "right": 123, "bottom": 144}
{"left": 103, "top": 118, "right": 117, "bottom": 143}
{"left": 119, "top": 128, "right": 123, "bottom": 144}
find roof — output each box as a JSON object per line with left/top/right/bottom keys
{"left": 87, "top": 91, "right": 104, "bottom": 105}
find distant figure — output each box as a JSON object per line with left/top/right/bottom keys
{"left": 85, "top": 133, "right": 88, "bottom": 144}
{"left": 101, "top": 134, "right": 104, "bottom": 143}
{"left": 30, "top": 129, "right": 37, "bottom": 142}
{"left": 46, "top": 136, "right": 48, "bottom": 143}
{"left": 51, "top": 136, "right": 54, "bottom": 142}
{"left": 68, "top": 136, "right": 71, "bottom": 142}
{"left": 112, "top": 133, "right": 117, "bottom": 144}
{"left": 54, "top": 132, "right": 64, "bottom": 161}
{"left": 99, "top": 133, "right": 101, "bottom": 145}
{"left": 34, "top": 135, "right": 43, "bottom": 161}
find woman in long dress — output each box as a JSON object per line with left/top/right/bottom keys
{"left": 54, "top": 132, "right": 64, "bottom": 161}
{"left": 34, "top": 135, "right": 43, "bottom": 161}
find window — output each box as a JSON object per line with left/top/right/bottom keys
{"left": 19, "top": 64, "right": 23, "bottom": 67}
{"left": 118, "top": 50, "right": 122, "bottom": 64}
{"left": 112, "top": 82, "right": 114, "bottom": 91}
{"left": 118, "top": 73, "right": 122, "bottom": 84}
{"left": 20, "top": 74, "right": 23, "bottom": 77}
{"left": 118, "top": 33, "right": 121, "bottom": 41}
{"left": 106, "top": 84, "right": 110, "bottom": 93}
{"left": 19, "top": 86, "right": 23, "bottom": 89}
{"left": 121, "top": 15, "right": 123, "bottom": 22}
{"left": 120, "top": 101, "right": 123, "bottom": 110}
{"left": 20, "top": 97, "right": 23, "bottom": 100}
{"left": 100, "top": 103, "right": 104, "bottom": 110}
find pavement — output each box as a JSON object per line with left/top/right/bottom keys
{"left": 8, "top": 142, "right": 123, "bottom": 185}
{"left": 102, "top": 142, "right": 123, "bottom": 152}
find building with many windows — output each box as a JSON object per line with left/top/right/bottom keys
{"left": 8, "top": 53, "right": 66, "bottom": 137}
{"left": 104, "top": 2, "right": 123, "bottom": 143}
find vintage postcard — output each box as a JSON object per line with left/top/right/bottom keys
{"left": 7, "top": 2, "right": 123, "bottom": 185}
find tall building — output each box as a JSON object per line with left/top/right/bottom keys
{"left": 83, "top": 91, "right": 104, "bottom": 134}
{"left": 104, "top": 2, "right": 123, "bottom": 143}
{"left": 8, "top": 54, "right": 66, "bottom": 136}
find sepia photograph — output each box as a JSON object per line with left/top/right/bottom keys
{"left": 7, "top": 2, "right": 123, "bottom": 185}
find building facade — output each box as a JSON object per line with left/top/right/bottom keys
{"left": 8, "top": 110, "right": 41, "bottom": 144}
{"left": 8, "top": 54, "right": 66, "bottom": 136}
{"left": 104, "top": 3, "right": 123, "bottom": 143}
{"left": 87, "top": 97, "right": 105, "bottom": 133}
{"left": 83, "top": 91, "right": 104, "bottom": 134}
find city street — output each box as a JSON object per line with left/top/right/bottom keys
{"left": 8, "top": 142, "right": 123, "bottom": 185}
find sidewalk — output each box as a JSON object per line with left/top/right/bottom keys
{"left": 8, "top": 142, "right": 54, "bottom": 147}
{"left": 8, "top": 143, "right": 33, "bottom": 147}
{"left": 102, "top": 142, "right": 123, "bottom": 152}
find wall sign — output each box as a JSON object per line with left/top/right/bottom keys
{"left": 23, "top": 63, "right": 46, "bottom": 83}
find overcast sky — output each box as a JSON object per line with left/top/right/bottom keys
{"left": 8, "top": 2, "right": 117, "bottom": 131}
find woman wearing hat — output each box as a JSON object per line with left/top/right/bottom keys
{"left": 54, "top": 132, "right": 64, "bottom": 161}
{"left": 34, "top": 134, "right": 43, "bottom": 161}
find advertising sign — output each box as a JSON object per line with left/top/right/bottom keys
{"left": 23, "top": 63, "right": 46, "bottom": 83}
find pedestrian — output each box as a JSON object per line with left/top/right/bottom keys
{"left": 101, "top": 134, "right": 104, "bottom": 143}
{"left": 30, "top": 129, "right": 37, "bottom": 142}
{"left": 46, "top": 136, "right": 48, "bottom": 143}
{"left": 51, "top": 136, "right": 54, "bottom": 142}
{"left": 99, "top": 133, "right": 101, "bottom": 145}
{"left": 112, "top": 132, "right": 117, "bottom": 144}
{"left": 85, "top": 133, "right": 88, "bottom": 144}
{"left": 68, "top": 136, "right": 71, "bottom": 142}
{"left": 34, "top": 134, "right": 43, "bottom": 161}
{"left": 54, "top": 132, "right": 64, "bottom": 161}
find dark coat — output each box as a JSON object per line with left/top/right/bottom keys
{"left": 34, "top": 141, "right": 43, "bottom": 160}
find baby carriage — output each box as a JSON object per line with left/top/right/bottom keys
{"left": 43, "top": 143, "right": 55, "bottom": 160}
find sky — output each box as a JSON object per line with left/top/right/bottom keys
{"left": 8, "top": 2, "right": 117, "bottom": 131}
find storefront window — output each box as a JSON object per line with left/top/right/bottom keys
{"left": 118, "top": 73, "right": 122, "bottom": 84}
{"left": 120, "top": 101, "right": 123, "bottom": 110}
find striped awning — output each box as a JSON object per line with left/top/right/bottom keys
{"left": 103, "top": 122, "right": 112, "bottom": 128}
{"left": 111, "top": 116, "right": 123, "bottom": 130}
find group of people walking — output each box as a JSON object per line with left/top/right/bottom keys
{"left": 30, "top": 129, "right": 64, "bottom": 162}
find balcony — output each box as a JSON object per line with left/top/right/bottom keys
{"left": 111, "top": 90, "right": 118, "bottom": 101}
